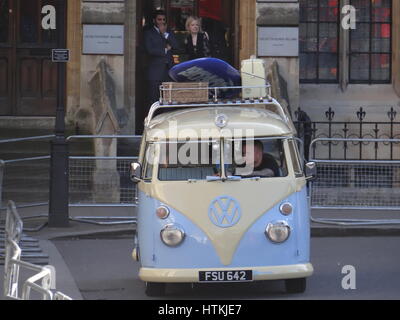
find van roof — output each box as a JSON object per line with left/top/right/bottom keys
{"left": 145, "top": 106, "right": 294, "bottom": 141}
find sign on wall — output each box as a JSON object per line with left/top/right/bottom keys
{"left": 82, "top": 24, "right": 124, "bottom": 55}
{"left": 52, "top": 49, "right": 70, "bottom": 62}
{"left": 257, "top": 27, "right": 299, "bottom": 57}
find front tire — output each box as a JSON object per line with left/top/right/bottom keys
{"left": 285, "top": 278, "right": 306, "bottom": 294}
{"left": 145, "top": 282, "right": 166, "bottom": 297}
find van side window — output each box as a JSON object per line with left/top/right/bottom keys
{"left": 143, "top": 144, "right": 155, "bottom": 181}
{"left": 288, "top": 139, "right": 303, "bottom": 178}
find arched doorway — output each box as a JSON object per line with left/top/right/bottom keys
{"left": 135, "top": 0, "right": 238, "bottom": 133}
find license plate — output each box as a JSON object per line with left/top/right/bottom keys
{"left": 199, "top": 270, "right": 253, "bottom": 282}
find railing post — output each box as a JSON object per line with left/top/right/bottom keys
{"left": 49, "top": 0, "right": 69, "bottom": 227}
{"left": 388, "top": 107, "right": 397, "bottom": 161}
{"left": 356, "top": 107, "right": 366, "bottom": 159}
{"left": 373, "top": 123, "right": 379, "bottom": 160}
{"left": 49, "top": 138, "right": 69, "bottom": 227}
{"left": 0, "top": 160, "right": 4, "bottom": 208}
{"left": 342, "top": 123, "right": 349, "bottom": 160}
{"left": 325, "top": 107, "right": 335, "bottom": 159}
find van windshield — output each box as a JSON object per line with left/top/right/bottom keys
{"left": 157, "top": 141, "right": 221, "bottom": 181}
{"left": 156, "top": 138, "right": 288, "bottom": 181}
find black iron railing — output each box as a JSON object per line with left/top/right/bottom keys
{"left": 294, "top": 107, "right": 400, "bottom": 160}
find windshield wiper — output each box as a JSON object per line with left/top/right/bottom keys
{"left": 206, "top": 176, "right": 222, "bottom": 182}
{"left": 243, "top": 176, "right": 261, "bottom": 181}
{"left": 226, "top": 176, "right": 242, "bottom": 181}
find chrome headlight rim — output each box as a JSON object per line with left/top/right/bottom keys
{"left": 265, "top": 221, "right": 291, "bottom": 244}
{"left": 160, "top": 224, "right": 185, "bottom": 247}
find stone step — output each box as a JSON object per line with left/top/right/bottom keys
{"left": 0, "top": 127, "right": 95, "bottom": 155}
{"left": 3, "top": 192, "right": 94, "bottom": 204}
{"left": 0, "top": 142, "right": 94, "bottom": 157}
{"left": 3, "top": 189, "right": 131, "bottom": 206}
{"left": 2, "top": 191, "right": 49, "bottom": 205}
{"left": 3, "top": 178, "right": 49, "bottom": 189}
{"left": 0, "top": 116, "right": 55, "bottom": 130}
{"left": 0, "top": 127, "right": 54, "bottom": 138}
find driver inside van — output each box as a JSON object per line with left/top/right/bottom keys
{"left": 235, "top": 140, "right": 280, "bottom": 177}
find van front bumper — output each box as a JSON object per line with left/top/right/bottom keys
{"left": 139, "top": 263, "right": 313, "bottom": 283}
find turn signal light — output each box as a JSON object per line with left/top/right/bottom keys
{"left": 156, "top": 206, "right": 170, "bottom": 219}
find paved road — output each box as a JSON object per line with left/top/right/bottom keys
{"left": 53, "top": 236, "right": 400, "bottom": 300}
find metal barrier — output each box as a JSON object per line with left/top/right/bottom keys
{"left": 1, "top": 156, "right": 51, "bottom": 208}
{"left": 3, "top": 201, "right": 72, "bottom": 300}
{"left": 309, "top": 138, "right": 400, "bottom": 226}
{"left": 0, "top": 134, "right": 137, "bottom": 210}
{"left": 0, "top": 135, "right": 141, "bottom": 225}
{"left": 0, "top": 135, "right": 54, "bottom": 210}
{"left": 69, "top": 156, "right": 138, "bottom": 207}
{"left": 0, "top": 160, "right": 3, "bottom": 209}
{"left": 67, "top": 135, "right": 141, "bottom": 208}
{"left": 66, "top": 135, "right": 141, "bottom": 225}
{"left": 294, "top": 106, "right": 400, "bottom": 161}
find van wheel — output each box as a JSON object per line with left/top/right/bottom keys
{"left": 285, "top": 278, "right": 306, "bottom": 294}
{"left": 145, "top": 282, "right": 166, "bottom": 297}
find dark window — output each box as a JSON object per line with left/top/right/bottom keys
{"left": 0, "top": 0, "right": 9, "bottom": 43}
{"left": 18, "top": 0, "right": 59, "bottom": 46}
{"left": 168, "top": 0, "right": 196, "bottom": 31}
{"left": 300, "top": 0, "right": 340, "bottom": 83}
{"left": 41, "top": 0, "right": 58, "bottom": 45}
{"left": 349, "top": 0, "right": 392, "bottom": 83}
{"left": 19, "top": 0, "right": 39, "bottom": 43}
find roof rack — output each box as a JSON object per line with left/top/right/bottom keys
{"left": 145, "top": 84, "right": 293, "bottom": 129}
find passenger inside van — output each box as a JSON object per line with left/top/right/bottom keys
{"left": 234, "top": 140, "right": 282, "bottom": 177}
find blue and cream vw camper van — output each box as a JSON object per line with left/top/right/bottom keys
{"left": 131, "top": 79, "right": 315, "bottom": 296}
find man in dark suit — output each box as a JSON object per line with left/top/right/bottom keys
{"left": 143, "top": 10, "right": 179, "bottom": 113}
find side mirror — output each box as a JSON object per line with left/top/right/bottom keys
{"left": 305, "top": 161, "right": 317, "bottom": 181}
{"left": 130, "top": 162, "right": 142, "bottom": 183}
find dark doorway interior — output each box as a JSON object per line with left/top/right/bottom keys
{"left": 135, "top": 0, "right": 237, "bottom": 134}
{"left": 0, "top": 0, "right": 65, "bottom": 116}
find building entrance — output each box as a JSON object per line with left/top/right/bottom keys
{"left": 135, "top": 0, "right": 238, "bottom": 133}
{"left": 0, "top": 0, "right": 65, "bottom": 116}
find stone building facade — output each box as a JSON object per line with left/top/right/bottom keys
{"left": 1, "top": 0, "right": 399, "bottom": 140}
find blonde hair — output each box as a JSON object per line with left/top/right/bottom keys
{"left": 185, "top": 16, "right": 203, "bottom": 33}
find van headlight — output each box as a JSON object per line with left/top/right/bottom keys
{"left": 160, "top": 225, "right": 185, "bottom": 247}
{"left": 265, "top": 221, "right": 291, "bottom": 243}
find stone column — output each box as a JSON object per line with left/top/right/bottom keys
{"left": 238, "top": 0, "right": 257, "bottom": 63}
{"left": 256, "top": 1, "right": 300, "bottom": 112}
{"left": 78, "top": 1, "right": 126, "bottom": 134}
{"left": 124, "top": 0, "right": 137, "bottom": 135}
{"left": 66, "top": 0, "right": 82, "bottom": 130}
{"left": 88, "top": 59, "right": 121, "bottom": 203}
{"left": 79, "top": 1, "right": 127, "bottom": 203}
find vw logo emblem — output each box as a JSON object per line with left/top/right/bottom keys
{"left": 208, "top": 196, "right": 241, "bottom": 228}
